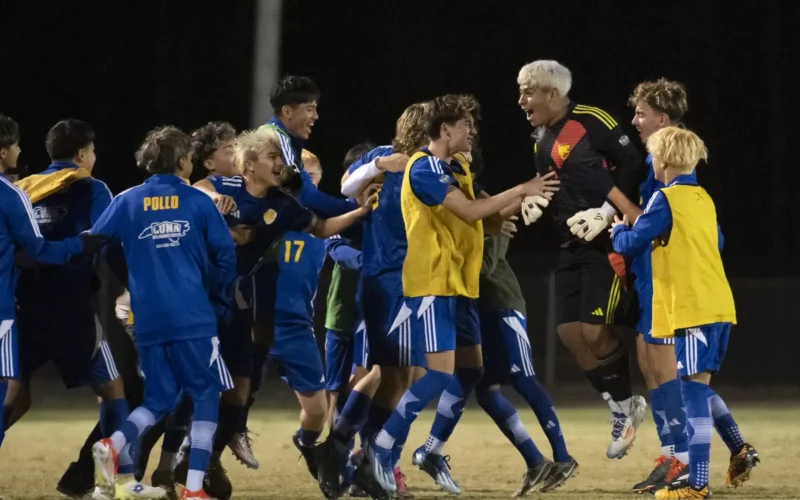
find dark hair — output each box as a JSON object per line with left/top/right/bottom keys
{"left": 190, "top": 121, "right": 236, "bottom": 172}
{"left": 0, "top": 114, "right": 20, "bottom": 149}
{"left": 470, "top": 146, "right": 485, "bottom": 179}
{"left": 270, "top": 75, "right": 320, "bottom": 114}
{"left": 343, "top": 141, "right": 375, "bottom": 170}
{"left": 135, "top": 126, "right": 192, "bottom": 175}
{"left": 425, "top": 95, "right": 470, "bottom": 140}
{"left": 45, "top": 119, "right": 95, "bottom": 161}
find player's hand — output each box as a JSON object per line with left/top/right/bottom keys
{"left": 520, "top": 194, "right": 550, "bottom": 226}
{"left": 521, "top": 172, "right": 560, "bottom": 197}
{"left": 566, "top": 208, "right": 613, "bottom": 241}
{"left": 358, "top": 182, "right": 381, "bottom": 208}
{"left": 609, "top": 214, "right": 630, "bottom": 235}
{"left": 358, "top": 193, "right": 378, "bottom": 215}
{"left": 212, "top": 194, "right": 237, "bottom": 215}
{"left": 500, "top": 218, "right": 518, "bottom": 238}
{"left": 230, "top": 224, "right": 255, "bottom": 246}
{"left": 80, "top": 233, "right": 111, "bottom": 255}
{"left": 376, "top": 153, "right": 410, "bottom": 173}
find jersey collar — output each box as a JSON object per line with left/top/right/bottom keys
{"left": 667, "top": 171, "right": 699, "bottom": 187}
{"left": 146, "top": 174, "right": 190, "bottom": 185}
{"left": 420, "top": 147, "right": 460, "bottom": 174}
{"left": 44, "top": 160, "right": 80, "bottom": 172}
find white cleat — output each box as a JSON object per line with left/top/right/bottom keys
{"left": 228, "top": 429, "right": 259, "bottom": 469}
{"left": 92, "top": 439, "right": 118, "bottom": 499}
{"left": 606, "top": 395, "right": 647, "bottom": 459}
{"left": 117, "top": 479, "right": 168, "bottom": 499}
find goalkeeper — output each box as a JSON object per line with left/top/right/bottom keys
{"left": 517, "top": 60, "right": 646, "bottom": 459}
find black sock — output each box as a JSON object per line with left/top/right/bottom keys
{"left": 135, "top": 419, "right": 166, "bottom": 481}
{"left": 251, "top": 344, "right": 269, "bottom": 394}
{"left": 214, "top": 400, "right": 241, "bottom": 452}
{"left": 584, "top": 368, "right": 607, "bottom": 395}
{"left": 591, "top": 346, "right": 633, "bottom": 402}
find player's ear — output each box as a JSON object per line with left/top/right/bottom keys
{"left": 204, "top": 158, "right": 214, "bottom": 172}
{"left": 0, "top": 148, "right": 6, "bottom": 160}
{"left": 281, "top": 104, "right": 292, "bottom": 118}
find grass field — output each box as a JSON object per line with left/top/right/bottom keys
{"left": 1, "top": 403, "right": 798, "bottom": 500}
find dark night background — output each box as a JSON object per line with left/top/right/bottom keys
{"left": 1, "top": 0, "right": 798, "bottom": 388}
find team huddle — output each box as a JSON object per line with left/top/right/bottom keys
{"left": 0, "top": 59, "right": 759, "bottom": 500}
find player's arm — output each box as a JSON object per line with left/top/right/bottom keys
{"left": 308, "top": 202, "right": 372, "bottom": 239}
{"left": 611, "top": 191, "right": 671, "bottom": 256}
{"left": 201, "top": 197, "right": 238, "bottom": 294}
{"left": 90, "top": 180, "right": 114, "bottom": 225}
{"left": 341, "top": 151, "right": 409, "bottom": 197}
{"left": 325, "top": 235, "right": 363, "bottom": 271}
{"left": 441, "top": 177, "right": 557, "bottom": 224}
{"left": 193, "top": 178, "right": 237, "bottom": 215}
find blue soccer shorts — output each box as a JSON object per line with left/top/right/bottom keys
{"left": 674, "top": 323, "right": 731, "bottom": 378}
{"left": 405, "top": 295, "right": 457, "bottom": 355}
{"left": 139, "top": 333, "right": 234, "bottom": 415}
{"left": 18, "top": 309, "right": 119, "bottom": 388}
{"left": 324, "top": 329, "right": 354, "bottom": 392}
{"left": 456, "top": 297, "right": 482, "bottom": 347}
{"left": 271, "top": 322, "right": 326, "bottom": 394}
{"left": 480, "top": 309, "right": 536, "bottom": 385}
{"left": 362, "top": 279, "right": 423, "bottom": 367}
{"left": 218, "top": 306, "right": 254, "bottom": 379}
{"left": 0, "top": 319, "right": 18, "bottom": 380}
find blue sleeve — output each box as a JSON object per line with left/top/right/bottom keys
{"left": 409, "top": 159, "right": 451, "bottom": 207}
{"left": 299, "top": 174, "right": 360, "bottom": 218}
{"left": 202, "top": 197, "right": 238, "bottom": 296}
{"left": 612, "top": 191, "right": 672, "bottom": 256}
{"left": 90, "top": 195, "right": 122, "bottom": 241}
{"left": 324, "top": 235, "right": 362, "bottom": 271}
{"left": 90, "top": 180, "right": 113, "bottom": 225}
{"left": 718, "top": 224, "right": 725, "bottom": 252}
{"left": 4, "top": 185, "right": 81, "bottom": 263}
{"left": 347, "top": 146, "right": 391, "bottom": 174}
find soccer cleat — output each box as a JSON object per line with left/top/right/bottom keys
{"left": 394, "top": 467, "right": 414, "bottom": 499}
{"left": 632, "top": 456, "right": 687, "bottom": 494}
{"left": 654, "top": 484, "right": 711, "bottom": 499}
{"left": 538, "top": 457, "right": 579, "bottom": 492}
{"left": 292, "top": 431, "right": 319, "bottom": 480}
{"left": 116, "top": 479, "right": 168, "bottom": 499}
{"left": 411, "top": 446, "right": 461, "bottom": 495}
{"left": 92, "top": 439, "right": 118, "bottom": 500}
{"left": 725, "top": 443, "right": 759, "bottom": 488}
{"left": 180, "top": 489, "right": 215, "bottom": 500}
{"left": 57, "top": 461, "right": 95, "bottom": 499}
{"left": 368, "top": 442, "right": 397, "bottom": 493}
{"left": 314, "top": 437, "right": 343, "bottom": 499}
{"left": 346, "top": 484, "right": 369, "bottom": 498}
{"left": 513, "top": 459, "right": 553, "bottom": 497}
{"left": 352, "top": 449, "right": 390, "bottom": 500}
{"left": 606, "top": 395, "right": 647, "bottom": 459}
{"left": 151, "top": 469, "right": 177, "bottom": 500}
{"left": 205, "top": 456, "right": 233, "bottom": 500}
{"left": 227, "top": 429, "right": 259, "bottom": 470}
{"left": 172, "top": 443, "right": 190, "bottom": 486}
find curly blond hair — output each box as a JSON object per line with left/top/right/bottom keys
{"left": 392, "top": 102, "right": 429, "bottom": 155}
{"left": 629, "top": 78, "right": 688, "bottom": 121}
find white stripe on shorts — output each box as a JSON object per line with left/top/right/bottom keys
{"left": 0, "top": 319, "right": 14, "bottom": 378}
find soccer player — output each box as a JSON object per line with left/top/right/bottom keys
{"left": 369, "top": 95, "right": 559, "bottom": 494}
{"left": 190, "top": 121, "right": 239, "bottom": 183}
{"left": 90, "top": 126, "right": 238, "bottom": 500}
{"left": 628, "top": 78, "right": 692, "bottom": 492}
{"left": 0, "top": 115, "right": 104, "bottom": 453}
{"left": 7, "top": 120, "right": 127, "bottom": 448}
{"left": 517, "top": 60, "right": 648, "bottom": 458}
{"left": 611, "top": 126, "right": 757, "bottom": 499}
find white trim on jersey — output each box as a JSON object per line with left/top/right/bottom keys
{"left": 0, "top": 176, "right": 42, "bottom": 237}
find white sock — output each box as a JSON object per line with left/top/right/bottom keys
{"left": 186, "top": 470, "right": 205, "bottom": 492}
{"left": 675, "top": 451, "right": 690, "bottom": 465}
{"left": 661, "top": 445, "right": 674, "bottom": 458}
{"left": 375, "top": 429, "right": 396, "bottom": 450}
{"left": 424, "top": 435, "right": 445, "bottom": 455}
{"left": 612, "top": 397, "right": 632, "bottom": 415}
{"left": 110, "top": 431, "right": 127, "bottom": 453}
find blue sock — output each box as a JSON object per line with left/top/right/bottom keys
{"left": 708, "top": 390, "right": 745, "bottom": 455}
{"left": 299, "top": 428, "right": 322, "bottom": 447}
{"left": 425, "top": 367, "right": 483, "bottom": 453}
{"left": 374, "top": 370, "right": 453, "bottom": 451}
{"left": 649, "top": 387, "right": 672, "bottom": 454}
{"left": 361, "top": 404, "right": 392, "bottom": 447}
{"left": 392, "top": 424, "right": 410, "bottom": 467}
{"left": 512, "top": 374, "right": 570, "bottom": 462}
{"left": 0, "top": 381, "right": 7, "bottom": 449}
{"left": 100, "top": 398, "right": 130, "bottom": 437}
{"left": 333, "top": 390, "right": 372, "bottom": 444}
{"left": 475, "top": 386, "right": 543, "bottom": 467}
{"left": 118, "top": 443, "right": 135, "bottom": 475}
{"left": 660, "top": 379, "right": 688, "bottom": 462}
{"left": 681, "top": 380, "right": 713, "bottom": 489}
{"left": 187, "top": 397, "right": 220, "bottom": 492}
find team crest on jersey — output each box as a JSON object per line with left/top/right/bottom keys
{"left": 138, "top": 220, "right": 190, "bottom": 248}
{"left": 439, "top": 174, "right": 450, "bottom": 184}
{"left": 557, "top": 143, "right": 571, "bottom": 160}
{"left": 263, "top": 208, "right": 277, "bottom": 225}
{"left": 33, "top": 205, "right": 68, "bottom": 225}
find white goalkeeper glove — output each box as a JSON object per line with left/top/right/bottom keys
{"left": 567, "top": 208, "right": 613, "bottom": 241}
{"left": 521, "top": 195, "right": 549, "bottom": 226}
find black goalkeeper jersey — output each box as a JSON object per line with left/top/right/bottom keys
{"left": 534, "top": 102, "right": 645, "bottom": 247}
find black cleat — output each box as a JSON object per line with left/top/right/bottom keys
{"left": 315, "top": 437, "right": 345, "bottom": 499}
{"left": 514, "top": 459, "right": 553, "bottom": 496}
{"left": 538, "top": 457, "right": 579, "bottom": 492}
{"left": 293, "top": 431, "right": 319, "bottom": 480}
{"left": 353, "top": 454, "right": 391, "bottom": 500}
{"left": 56, "top": 461, "right": 94, "bottom": 499}
{"left": 151, "top": 469, "right": 178, "bottom": 500}
{"left": 633, "top": 456, "right": 686, "bottom": 494}
{"left": 205, "top": 455, "right": 233, "bottom": 500}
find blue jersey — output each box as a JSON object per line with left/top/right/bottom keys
{"left": 0, "top": 173, "right": 81, "bottom": 318}
{"left": 17, "top": 162, "right": 112, "bottom": 304}
{"left": 350, "top": 145, "right": 407, "bottom": 295}
{"left": 90, "top": 174, "right": 237, "bottom": 346}
{"left": 629, "top": 154, "right": 664, "bottom": 281}
{"left": 266, "top": 117, "right": 358, "bottom": 218}
{"left": 274, "top": 231, "right": 326, "bottom": 325}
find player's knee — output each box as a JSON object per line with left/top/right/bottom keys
{"left": 474, "top": 384, "right": 500, "bottom": 409}
{"left": 95, "top": 378, "right": 125, "bottom": 400}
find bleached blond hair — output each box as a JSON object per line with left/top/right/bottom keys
{"left": 517, "top": 60, "right": 572, "bottom": 96}
{"left": 646, "top": 126, "right": 707, "bottom": 174}
{"left": 236, "top": 126, "right": 282, "bottom": 170}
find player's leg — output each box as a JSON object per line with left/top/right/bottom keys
{"left": 0, "top": 318, "right": 18, "bottom": 449}
{"left": 324, "top": 328, "right": 354, "bottom": 428}
{"left": 91, "top": 339, "right": 129, "bottom": 438}
{"left": 371, "top": 296, "right": 456, "bottom": 494}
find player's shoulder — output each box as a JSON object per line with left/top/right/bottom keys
{"left": 0, "top": 174, "right": 28, "bottom": 209}
{"left": 568, "top": 103, "right": 620, "bottom": 131}
{"left": 87, "top": 177, "right": 113, "bottom": 199}
{"left": 207, "top": 174, "right": 244, "bottom": 193}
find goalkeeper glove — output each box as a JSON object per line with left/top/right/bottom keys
{"left": 521, "top": 195, "right": 549, "bottom": 226}
{"left": 566, "top": 208, "right": 613, "bottom": 241}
